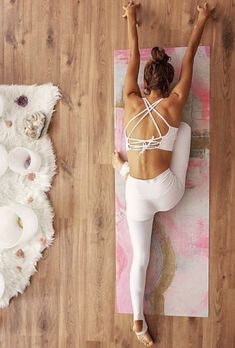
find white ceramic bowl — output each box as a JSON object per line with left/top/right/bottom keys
{"left": 0, "top": 202, "right": 38, "bottom": 250}
{"left": 0, "top": 144, "right": 8, "bottom": 177}
{"left": 0, "top": 273, "right": 5, "bottom": 298}
{"left": 0, "top": 94, "right": 4, "bottom": 115}
{"left": 8, "top": 147, "right": 41, "bottom": 174}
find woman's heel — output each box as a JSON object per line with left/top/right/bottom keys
{"left": 132, "top": 318, "right": 154, "bottom": 346}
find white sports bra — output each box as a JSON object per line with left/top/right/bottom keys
{"left": 124, "top": 97, "right": 179, "bottom": 157}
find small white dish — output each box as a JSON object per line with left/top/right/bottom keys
{"left": 8, "top": 147, "right": 41, "bottom": 174}
{"left": 0, "top": 144, "right": 8, "bottom": 177}
{"left": 0, "top": 202, "right": 38, "bottom": 249}
{"left": 0, "top": 273, "right": 5, "bottom": 298}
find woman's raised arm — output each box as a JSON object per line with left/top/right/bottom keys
{"left": 169, "top": 2, "right": 216, "bottom": 106}
{"left": 122, "top": 1, "right": 142, "bottom": 105}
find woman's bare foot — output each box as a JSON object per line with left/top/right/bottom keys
{"left": 133, "top": 320, "right": 154, "bottom": 346}
{"left": 112, "top": 150, "right": 125, "bottom": 171}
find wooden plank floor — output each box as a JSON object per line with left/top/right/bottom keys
{"left": 0, "top": 0, "right": 235, "bottom": 347}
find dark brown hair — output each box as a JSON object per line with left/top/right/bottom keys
{"left": 144, "top": 47, "right": 174, "bottom": 97}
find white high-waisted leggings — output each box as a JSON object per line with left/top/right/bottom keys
{"left": 123, "top": 122, "right": 191, "bottom": 324}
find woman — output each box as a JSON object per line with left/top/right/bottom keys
{"left": 112, "top": 1, "right": 214, "bottom": 346}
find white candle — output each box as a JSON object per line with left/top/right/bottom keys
{"left": 0, "top": 202, "right": 38, "bottom": 250}
{"left": 0, "top": 144, "right": 8, "bottom": 177}
{"left": 0, "top": 273, "right": 5, "bottom": 299}
{"left": 8, "top": 147, "right": 41, "bottom": 174}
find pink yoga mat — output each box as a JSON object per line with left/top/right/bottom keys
{"left": 114, "top": 46, "right": 210, "bottom": 317}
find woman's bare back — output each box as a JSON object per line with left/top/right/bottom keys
{"left": 124, "top": 95, "right": 183, "bottom": 179}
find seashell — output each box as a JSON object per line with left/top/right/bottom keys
{"left": 27, "top": 173, "right": 36, "bottom": 181}
{"left": 23, "top": 111, "right": 47, "bottom": 139}
{"left": 5, "top": 120, "right": 12, "bottom": 128}
{"left": 16, "top": 249, "right": 24, "bottom": 258}
{"left": 40, "top": 237, "right": 48, "bottom": 249}
{"left": 27, "top": 196, "right": 34, "bottom": 203}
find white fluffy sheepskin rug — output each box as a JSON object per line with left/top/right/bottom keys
{"left": 0, "top": 83, "right": 61, "bottom": 308}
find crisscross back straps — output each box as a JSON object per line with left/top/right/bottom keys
{"left": 143, "top": 97, "right": 171, "bottom": 127}
{"left": 125, "top": 99, "right": 164, "bottom": 138}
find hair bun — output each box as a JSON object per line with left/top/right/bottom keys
{"left": 151, "top": 47, "right": 170, "bottom": 65}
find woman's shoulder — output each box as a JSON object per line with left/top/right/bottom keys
{"left": 124, "top": 93, "right": 145, "bottom": 113}
{"left": 162, "top": 95, "right": 183, "bottom": 125}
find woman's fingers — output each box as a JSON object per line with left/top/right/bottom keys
{"left": 124, "top": 0, "right": 139, "bottom": 9}
{"left": 122, "top": 0, "right": 140, "bottom": 19}
{"left": 196, "top": 1, "right": 217, "bottom": 20}
{"left": 197, "top": 2, "right": 207, "bottom": 11}
{"left": 132, "top": 2, "right": 140, "bottom": 9}
{"left": 197, "top": 4, "right": 201, "bottom": 11}
{"left": 122, "top": 5, "right": 127, "bottom": 18}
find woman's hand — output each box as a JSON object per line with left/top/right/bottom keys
{"left": 197, "top": 2, "right": 216, "bottom": 21}
{"left": 122, "top": 1, "right": 140, "bottom": 20}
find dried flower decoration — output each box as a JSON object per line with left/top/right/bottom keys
{"left": 17, "top": 217, "right": 23, "bottom": 229}
{"left": 15, "top": 95, "right": 28, "bottom": 107}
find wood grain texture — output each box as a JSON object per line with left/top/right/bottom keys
{"left": 0, "top": 0, "right": 235, "bottom": 347}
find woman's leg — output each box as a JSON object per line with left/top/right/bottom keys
{"left": 127, "top": 214, "right": 154, "bottom": 326}
{"left": 152, "top": 122, "right": 191, "bottom": 212}
{"left": 170, "top": 121, "right": 192, "bottom": 187}
{"left": 126, "top": 123, "right": 191, "bottom": 322}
